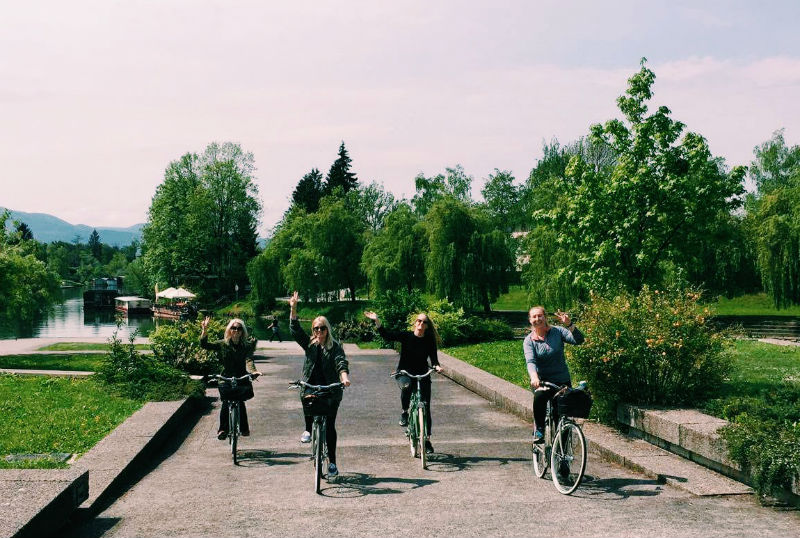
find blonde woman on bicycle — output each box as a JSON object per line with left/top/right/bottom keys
{"left": 364, "top": 310, "right": 442, "bottom": 454}
{"left": 524, "top": 306, "right": 584, "bottom": 444}
{"left": 289, "top": 291, "right": 351, "bottom": 477}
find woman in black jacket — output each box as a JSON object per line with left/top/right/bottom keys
{"left": 289, "top": 291, "right": 350, "bottom": 477}
{"left": 364, "top": 310, "right": 442, "bottom": 454}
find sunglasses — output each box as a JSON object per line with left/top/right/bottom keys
{"left": 230, "top": 326, "right": 243, "bottom": 332}
{"left": 312, "top": 326, "right": 327, "bottom": 333}
{"left": 415, "top": 318, "right": 427, "bottom": 324}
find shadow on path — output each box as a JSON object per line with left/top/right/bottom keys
{"left": 318, "top": 472, "right": 438, "bottom": 498}
{"left": 235, "top": 449, "right": 307, "bottom": 467}
{"left": 423, "top": 452, "right": 529, "bottom": 473}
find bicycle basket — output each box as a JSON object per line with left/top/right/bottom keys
{"left": 218, "top": 380, "right": 254, "bottom": 401}
{"left": 301, "top": 392, "right": 337, "bottom": 416}
{"left": 556, "top": 387, "right": 593, "bottom": 418}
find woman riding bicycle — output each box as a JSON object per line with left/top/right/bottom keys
{"left": 200, "top": 317, "right": 261, "bottom": 440}
{"left": 364, "top": 310, "right": 442, "bottom": 454}
{"left": 289, "top": 291, "right": 351, "bottom": 477}
{"left": 524, "top": 306, "right": 584, "bottom": 444}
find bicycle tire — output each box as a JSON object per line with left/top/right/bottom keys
{"left": 313, "top": 420, "right": 323, "bottom": 494}
{"left": 550, "top": 421, "right": 587, "bottom": 495}
{"left": 230, "top": 403, "right": 239, "bottom": 465}
{"left": 419, "top": 405, "right": 427, "bottom": 470}
{"left": 531, "top": 415, "right": 551, "bottom": 478}
{"left": 408, "top": 400, "right": 419, "bottom": 459}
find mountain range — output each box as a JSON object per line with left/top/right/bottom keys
{"left": 2, "top": 208, "right": 144, "bottom": 247}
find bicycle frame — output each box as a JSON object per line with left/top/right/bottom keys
{"left": 209, "top": 373, "right": 255, "bottom": 465}
{"left": 289, "top": 380, "right": 344, "bottom": 494}
{"left": 392, "top": 368, "right": 435, "bottom": 470}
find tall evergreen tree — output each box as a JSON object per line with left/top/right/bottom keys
{"left": 291, "top": 168, "right": 324, "bottom": 213}
{"left": 325, "top": 141, "right": 358, "bottom": 195}
{"left": 88, "top": 229, "right": 101, "bottom": 260}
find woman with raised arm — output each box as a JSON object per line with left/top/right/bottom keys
{"left": 289, "top": 291, "right": 351, "bottom": 477}
{"left": 200, "top": 316, "right": 261, "bottom": 440}
{"left": 364, "top": 310, "right": 442, "bottom": 454}
{"left": 524, "top": 307, "right": 584, "bottom": 444}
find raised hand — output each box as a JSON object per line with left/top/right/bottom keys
{"left": 555, "top": 310, "right": 571, "bottom": 327}
{"left": 364, "top": 311, "right": 378, "bottom": 321}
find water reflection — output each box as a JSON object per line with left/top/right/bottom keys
{"left": 0, "top": 287, "right": 271, "bottom": 340}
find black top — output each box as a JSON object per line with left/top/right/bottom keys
{"left": 378, "top": 326, "right": 439, "bottom": 375}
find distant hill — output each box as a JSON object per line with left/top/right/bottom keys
{"left": 1, "top": 208, "right": 144, "bottom": 247}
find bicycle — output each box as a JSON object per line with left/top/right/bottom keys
{"left": 531, "top": 381, "right": 590, "bottom": 495}
{"left": 391, "top": 368, "right": 435, "bottom": 470}
{"left": 289, "top": 380, "right": 345, "bottom": 494}
{"left": 207, "top": 373, "right": 258, "bottom": 465}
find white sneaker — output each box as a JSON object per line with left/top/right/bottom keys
{"left": 300, "top": 431, "right": 311, "bottom": 443}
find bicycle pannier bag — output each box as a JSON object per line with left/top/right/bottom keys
{"left": 556, "top": 387, "right": 593, "bottom": 418}
{"left": 301, "top": 391, "right": 337, "bottom": 416}
{"left": 218, "top": 379, "right": 254, "bottom": 401}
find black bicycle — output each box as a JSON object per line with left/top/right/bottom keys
{"left": 289, "top": 380, "right": 345, "bottom": 494}
{"left": 391, "top": 368, "right": 435, "bottom": 470}
{"left": 207, "top": 373, "right": 258, "bottom": 465}
{"left": 531, "top": 381, "right": 590, "bottom": 495}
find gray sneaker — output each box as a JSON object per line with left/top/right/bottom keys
{"left": 327, "top": 463, "right": 339, "bottom": 477}
{"left": 399, "top": 412, "right": 409, "bottom": 427}
{"left": 300, "top": 431, "right": 311, "bottom": 443}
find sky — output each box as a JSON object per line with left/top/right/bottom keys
{"left": 2, "top": 1, "right": 799, "bottom": 237}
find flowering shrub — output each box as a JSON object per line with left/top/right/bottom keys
{"left": 569, "top": 286, "right": 731, "bottom": 422}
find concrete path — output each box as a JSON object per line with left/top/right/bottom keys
{"left": 59, "top": 347, "right": 800, "bottom": 538}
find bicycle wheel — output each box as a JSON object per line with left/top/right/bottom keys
{"left": 531, "top": 419, "right": 550, "bottom": 478}
{"left": 230, "top": 403, "right": 239, "bottom": 465}
{"left": 407, "top": 403, "right": 419, "bottom": 458}
{"left": 313, "top": 420, "right": 323, "bottom": 494}
{"left": 419, "top": 405, "right": 427, "bottom": 470}
{"left": 550, "top": 421, "right": 587, "bottom": 495}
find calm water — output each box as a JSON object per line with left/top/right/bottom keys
{"left": 0, "top": 287, "right": 272, "bottom": 340}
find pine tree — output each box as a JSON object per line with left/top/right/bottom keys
{"left": 291, "top": 168, "right": 324, "bottom": 213}
{"left": 324, "top": 141, "right": 358, "bottom": 195}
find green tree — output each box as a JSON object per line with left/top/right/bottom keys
{"left": 748, "top": 129, "right": 800, "bottom": 194}
{"left": 361, "top": 203, "right": 425, "bottom": 295}
{"left": 411, "top": 165, "right": 473, "bottom": 217}
{"left": 291, "top": 168, "right": 324, "bottom": 213}
{"left": 480, "top": 169, "right": 523, "bottom": 231}
{"left": 345, "top": 181, "right": 397, "bottom": 233}
{"left": 424, "top": 197, "right": 515, "bottom": 311}
{"left": 534, "top": 59, "right": 746, "bottom": 296}
{"left": 88, "top": 229, "right": 101, "bottom": 260}
{"left": 325, "top": 141, "right": 359, "bottom": 195}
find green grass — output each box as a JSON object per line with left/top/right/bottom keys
{"left": 38, "top": 342, "right": 150, "bottom": 351}
{"left": 490, "top": 285, "right": 528, "bottom": 311}
{"left": 0, "top": 374, "right": 142, "bottom": 468}
{"left": 707, "top": 293, "right": 800, "bottom": 316}
{"left": 701, "top": 339, "right": 800, "bottom": 416}
{"left": 0, "top": 354, "right": 105, "bottom": 371}
{"left": 356, "top": 341, "right": 383, "bottom": 349}
{"left": 442, "top": 340, "right": 530, "bottom": 390}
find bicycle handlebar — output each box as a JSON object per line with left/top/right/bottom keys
{"left": 205, "top": 373, "right": 259, "bottom": 384}
{"left": 288, "top": 380, "right": 345, "bottom": 392}
{"left": 390, "top": 368, "right": 436, "bottom": 380}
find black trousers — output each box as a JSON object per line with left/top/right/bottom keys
{"left": 219, "top": 400, "right": 249, "bottom": 434}
{"left": 533, "top": 382, "right": 571, "bottom": 433}
{"left": 397, "top": 375, "right": 433, "bottom": 436}
{"left": 304, "top": 408, "right": 339, "bottom": 464}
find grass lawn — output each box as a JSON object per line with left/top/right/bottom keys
{"left": 38, "top": 342, "right": 150, "bottom": 351}
{"left": 442, "top": 340, "right": 530, "bottom": 390}
{"left": 490, "top": 285, "right": 528, "bottom": 311}
{"left": 708, "top": 293, "right": 800, "bottom": 316}
{"left": 0, "top": 353, "right": 105, "bottom": 371}
{"left": 0, "top": 374, "right": 142, "bottom": 469}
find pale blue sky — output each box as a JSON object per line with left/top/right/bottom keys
{"left": 2, "top": 1, "right": 798, "bottom": 235}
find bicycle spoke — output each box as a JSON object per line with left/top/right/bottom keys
{"left": 550, "top": 422, "right": 587, "bottom": 494}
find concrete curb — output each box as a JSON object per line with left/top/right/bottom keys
{"left": 436, "top": 350, "right": 752, "bottom": 497}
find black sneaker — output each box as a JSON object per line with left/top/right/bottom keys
{"left": 425, "top": 440, "right": 434, "bottom": 454}
{"left": 558, "top": 461, "right": 570, "bottom": 478}
{"left": 399, "top": 412, "right": 409, "bottom": 427}
{"left": 532, "top": 430, "right": 544, "bottom": 444}
{"left": 217, "top": 430, "right": 228, "bottom": 440}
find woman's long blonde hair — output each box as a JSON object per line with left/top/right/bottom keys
{"left": 224, "top": 318, "right": 249, "bottom": 344}
{"left": 311, "top": 316, "right": 337, "bottom": 350}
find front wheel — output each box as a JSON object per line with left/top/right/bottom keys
{"left": 419, "top": 405, "right": 428, "bottom": 470}
{"left": 551, "top": 422, "right": 587, "bottom": 495}
{"left": 531, "top": 420, "right": 550, "bottom": 478}
{"left": 230, "top": 403, "right": 239, "bottom": 465}
{"left": 313, "top": 421, "right": 323, "bottom": 494}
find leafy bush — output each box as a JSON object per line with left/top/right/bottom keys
{"left": 716, "top": 384, "right": 800, "bottom": 498}
{"left": 371, "top": 289, "right": 426, "bottom": 348}
{"left": 149, "top": 319, "right": 224, "bottom": 375}
{"left": 98, "top": 328, "right": 203, "bottom": 401}
{"left": 418, "top": 298, "right": 514, "bottom": 347}
{"left": 569, "top": 286, "right": 731, "bottom": 422}
{"left": 334, "top": 318, "right": 377, "bottom": 343}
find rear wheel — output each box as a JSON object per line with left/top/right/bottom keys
{"left": 551, "top": 422, "right": 587, "bottom": 495}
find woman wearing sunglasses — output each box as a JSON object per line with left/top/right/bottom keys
{"left": 289, "top": 291, "right": 351, "bottom": 477}
{"left": 364, "top": 310, "right": 442, "bottom": 454}
{"left": 200, "top": 316, "right": 261, "bottom": 440}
